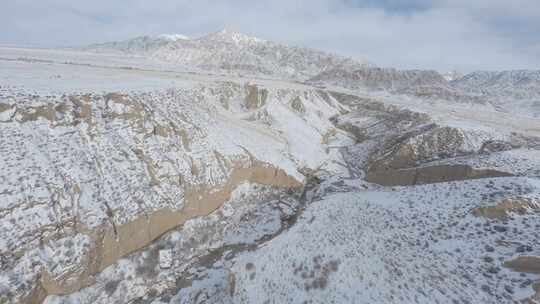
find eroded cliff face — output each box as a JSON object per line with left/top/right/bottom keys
{"left": 365, "top": 164, "right": 513, "bottom": 186}
{"left": 473, "top": 197, "right": 540, "bottom": 220}
{"left": 26, "top": 163, "right": 301, "bottom": 304}
{"left": 3, "top": 32, "right": 540, "bottom": 304}
{"left": 2, "top": 75, "right": 540, "bottom": 304}
{"left": 0, "top": 83, "right": 347, "bottom": 303}
{"left": 327, "top": 92, "right": 540, "bottom": 186}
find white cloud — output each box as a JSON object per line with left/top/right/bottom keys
{"left": 1, "top": 0, "right": 539, "bottom": 71}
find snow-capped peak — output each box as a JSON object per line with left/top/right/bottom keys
{"left": 81, "top": 29, "right": 368, "bottom": 79}
{"left": 158, "top": 33, "right": 190, "bottom": 41}
{"left": 442, "top": 70, "right": 463, "bottom": 82}
{"left": 202, "top": 28, "right": 265, "bottom": 44}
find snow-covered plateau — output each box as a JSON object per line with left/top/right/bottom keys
{"left": 0, "top": 30, "right": 539, "bottom": 304}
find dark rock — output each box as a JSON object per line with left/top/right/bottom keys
{"left": 487, "top": 266, "right": 500, "bottom": 274}
{"left": 483, "top": 256, "right": 494, "bottom": 263}
{"left": 493, "top": 226, "right": 507, "bottom": 233}
{"left": 484, "top": 245, "right": 495, "bottom": 252}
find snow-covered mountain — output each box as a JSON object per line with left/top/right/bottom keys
{"left": 309, "top": 65, "right": 540, "bottom": 117}
{"left": 157, "top": 34, "right": 190, "bottom": 41}
{"left": 451, "top": 70, "right": 540, "bottom": 98}
{"left": 308, "top": 67, "right": 448, "bottom": 91}
{"left": 82, "top": 29, "right": 369, "bottom": 79}
{"left": 442, "top": 70, "right": 464, "bottom": 82}
{"left": 1, "top": 31, "right": 540, "bottom": 304}
{"left": 82, "top": 35, "right": 176, "bottom": 54}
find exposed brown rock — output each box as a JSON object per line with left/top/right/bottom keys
{"left": 290, "top": 96, "right": 306, "bottom": 114}
{"left": 245, "top": 84, "right": 268, "bottom": 109}
{"left": 528, "top": 282, "right": 540, "bottom": 304}
{"left": 69, "top": 95, "right": 92, "bottom": 121}
{"left": 19, "top": 281, "right": 48, "bottom": 304}
{"left": 504, "top": 256, "right": 540, "bottom": 304}
{"left": 369, "top": 126, "right": 467, "bottom": 172}
{"left": 17, "top": 104, "right": 57, "bottom": 123}
{"left": 0, "top": 102, "right": 14, "bottom": 113}
{"left": 32, "top": 161, "right": 302, "bottom": 302}
{"left": 473, "top": 197, "right": 540, "bottom": 220}
{"left": 503, "top": 256, "right": 540, "bottom": 274}
{"left": 366, "top": 164, "right": 512, "bottom": 186}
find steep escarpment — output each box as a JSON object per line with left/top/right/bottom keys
{"left": 309, "top": 67, "right": 540, "bottom": 117}
{"left": 451, "top": 70, "right": 540, "bottom": 100}
{"left": 0, "top": 83, "right": 351, "bottom": 303}
{"left": 26, "top": 163, "right": 301, "bottom": 304}
{"left": 362, "top": 123, "right": 528, "bottom": 186}
{"left": 327, "top": 93, "right": 537, "bottom": 186}
{"left": 309, "top": 67, "right": 447, "bottom": 91}
{"left": 365, "top": 164, "right": 513, "bottom": 186}
{"left": 307, "top": 67, "right": 485, "bottom": 104}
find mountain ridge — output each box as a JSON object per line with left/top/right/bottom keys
{"left": 81, "top": 29, "right": 370, "bottom": 79}
{"left": 1, "top": 29, "right": 540, "bottom": 304}
{"left": 82, "top": 31, "right": 540, "bottom": 100}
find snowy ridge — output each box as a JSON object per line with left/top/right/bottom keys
{"left": 309, "top": 67, "right": 448, "bottom": 91}
{"left": 0, "top": 35, "right": 539, "bottom": 304}
{"left": 442, "top": 70, "right": 464, "bottom": 82}
{"left": 310, "top": 66, "right": 540, "bottom": 118}
{"left": 81, "top": 35, "right": 174, "bottom": 54}
{"left": 157, "top": 34, "right": 190, "bottom": 41}
{"left": 451, "top": 70, "right": 540, "bottom": 98}
{"left": 82, "top": 29, "right": 369, "bottom": 80}
{"left": 201, "top": 28, "right": 266, "bottom": 44}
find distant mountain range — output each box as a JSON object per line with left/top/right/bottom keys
{"left": 82, "top": 30, "right": 540, "bottom": 117}
{"left": 2, "top": 28, "right": 540, "bottom": 304}
{"left": 82, "top": 29, "right": 369, "bottom": 79}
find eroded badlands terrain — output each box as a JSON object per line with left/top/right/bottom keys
{"left": 1, "top": 31, "right": 539, "bottom": 303}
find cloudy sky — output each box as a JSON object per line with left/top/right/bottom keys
{"left": 2, "top": 0, "right": 539, "bottom": 71}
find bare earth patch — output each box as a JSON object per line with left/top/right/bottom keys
{"left": 504, "top": 256, "right": 540, "bottom": 274}
{"left": 473, "top": 197, "right": 540, "bottom": 220}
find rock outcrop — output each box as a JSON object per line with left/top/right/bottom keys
{"left": 0, "top": 83, "right": 347, "bottom": 303}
